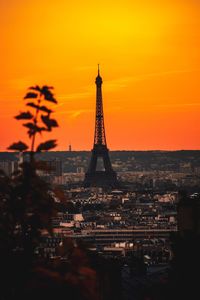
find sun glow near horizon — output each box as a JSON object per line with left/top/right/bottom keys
{"left": 0, "top": 0, "right": 199, "bottom": 151}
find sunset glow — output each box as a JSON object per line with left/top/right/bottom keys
{"left": 0, "top": 0, "right": 199, "bottom": 150}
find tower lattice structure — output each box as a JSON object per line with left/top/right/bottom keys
{"left": 84, "top": 66, "right": 118, "bottom": 188}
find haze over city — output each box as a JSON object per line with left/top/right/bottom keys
{"left": 0, "top": 0, "right": 199, "bottom": 151}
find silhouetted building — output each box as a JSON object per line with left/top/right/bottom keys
{"left": 84, "top": 66, "right": 118, "bottom": 189}
{"left": 0, "top": 160, "right": 18, "bottom": 176}
{"left": 177, "top": 191, "right": 200, "bottom": 235}
{"left": 170, "top": 191, "right": 200, "bottom": 299}
{"left": 37, "top": 159, "right": 62, "bottom": 178}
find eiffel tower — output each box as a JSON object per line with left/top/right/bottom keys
{"left": 84, "top": 66, "right": 118, "bottom": 188}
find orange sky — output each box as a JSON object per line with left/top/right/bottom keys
{"left": 0, "top": 0, "right": 199, "bottom": 151}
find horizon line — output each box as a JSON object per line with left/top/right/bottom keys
{"left": 2, "top": 149, "right": 200, "bottom": 153}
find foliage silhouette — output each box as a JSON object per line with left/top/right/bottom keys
{"left": 0, "top": 86, "right": 99, "bottom": 300}
{"left": 8, "top": 85, "right": 58, "bottom": 157}
{"left": 1, "top": 85, "right": 59, "bottom": 259}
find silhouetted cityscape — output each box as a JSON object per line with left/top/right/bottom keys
{"left": 1, "top": 147, "right": 200, "bottom": 299}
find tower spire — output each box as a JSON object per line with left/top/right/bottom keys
{"left": 98, "top": 64, "right": 100, "bottom": 76}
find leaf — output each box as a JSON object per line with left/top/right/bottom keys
{"left": 27, "top": 85, "right": 57, "bottom": 103}
{"left": 39, "top": 106, "right": 53, "bottom": 114}
{"left": 7, "top": 141, "right": 28, "bottom": 151}
{"left": 36, "top": 140, "right": 57, "bottom": 152}
{"left": 28, "top": 85, "right": 41, "bottom": 92}
{"left": 27, "top": 102, "right": 53, "bottom": 114}
{"left": 41, "top": 115, "right": 58, "bottom": 131}
{"left": 15, "top": 111, "right": 33, "bottom": 120}
{"left": 42, "top": 85, "right": 54, "bottom": 90}
{"left": 41, "top": 86, "right": 57, "bottom": 103}
{"left": 45, "top": 93, "right": 57, "bottom": 103}
{"left": 23, "top": 122, "right": 46, "bottom": 137}
{"left": 26, "top": 102, "right": 40, "bottom": 110}
{"left": 23, "top": 122, "right": 36, "bottom": 130}
{"left": 24, "top": 92, "right": 38, "bottom": 99}
{"left": 23, "top": 122, "right": 46, "bottom": 131}
{"left": 29, "top": 85, "right": 53, "bottom": 92}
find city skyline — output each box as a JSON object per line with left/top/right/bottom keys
{"left": 0, "top": 0, "right": 199, "bottom": 151}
